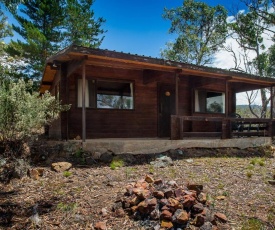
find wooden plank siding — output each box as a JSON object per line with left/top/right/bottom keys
{"left": 67, "top": 66, "right": 161, "bottom": 139}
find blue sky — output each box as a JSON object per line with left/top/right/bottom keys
{"left": 92, "top": 0, "right": 245, "bottom": 57}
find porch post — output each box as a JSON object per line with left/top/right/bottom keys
{"left": 271, "top": 86, "right": 274, "bottom": 119}
{"left": 82, "top": 62, "right": 86, "bottom": 142}
{"left": 225, "top": 80, "right": 229, "bottom": 118}
{"left": 175, "top": 72, "right": 179, "bottom": 115}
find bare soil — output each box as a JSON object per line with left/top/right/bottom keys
{"left": 1, "top": 147, "right": 275, "bottom": 230}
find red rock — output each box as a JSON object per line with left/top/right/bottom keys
{"left": 161, "top": 205, "right": 169, "bottom": 211}
{"left": 214, "top": 212, "right": 227, "bottom": 223}
{"left": 154, "top": 178, "right": 163, "bottom": 185}
{"left": 95, "top": 221, "right": 106, "bottom": 230}
{"left": 137, "top": 200, "right": 148, "bottom": 214}
{"left": 153, "top": 191, "right": 165, "bottom": 199}
{"left": 182, "top": 194, "right": 196, "bottom": 209}
{"left": 164, "top": 189, "right": 173, "bottom": 198}
{"left": 187, "top": 184, "right": 203, "bottom": 194}
{"left": 168, "top": 198, "right": 180, "bottom": 209}
{"left": 173, "top": 209, "right": 189, "bottom": 224}
{"left": 193, "top": 214, "right": 205, "bottom": 227}
{"left": 141, "top": 181, "right": 149, "bottom": 189}
{"left": 161, "top": 220, "right": 173, "bottom": 228}
{"left": 161, "top": 210, "right": 173, "bottom": 220}
{"left": 129, "top": 196, "right": 140, "bottom": 206}
{"left": 131, "top": 205, "right": 138, "bottom": 212}
{"left": 192, "top": 203, "right": 204, "bottom": 213}
{"left": 148, "top": 198, "right": 157, "bottom": 207}
{"left": 145, "top": 174, "right": 154, "bottom": 183}
{"left": 125, "top": 184, "right": 133, "bottom": 195}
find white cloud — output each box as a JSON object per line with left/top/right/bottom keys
{"left": 212, "top": 11, "right": 275, "bottom": 106}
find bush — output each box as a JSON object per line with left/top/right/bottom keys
{"left": 0, "top": 79, "right": 70, "bottom": 182}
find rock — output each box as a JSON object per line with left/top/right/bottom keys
{"left": 214, "top": 212, "right": 227, "bottom": 223}
{"left": 145, "top": 174, "right": 154, "bottom": 183}
{"left": 148, "top": 198, "right": 158, "bottom": 207}
{"left": 51, "top": 162, "right": 72, "bottom": 172}
{"left": 216, "top": 196, "right": 226, "bottom": 200}
{"left": 182, "top": 194, "right": 196, "bottom": 209}
{"left": 99, "top": 151, "right": 114, "bottom": 163}
{"left": 160, "top": 210, "right": 173, "bottom": 220}
{"left": 161, "top": 220, "right": 173, "bottom": 228}
{"left": 173, "top": 209, "right": 189, "bottom": 224}
{"left": 150, "top": 156, "right": 173, "bottom": 168}
{"left": 193, "top": 214, "right": 205, "bottom": 227}
{"left": 94, "top": 221, "right": 106, "bottom": 230}
{"left": 150, "top": 208, "right": 160, "bottom": 220}
{"left": 186, "top": 158, "right": 194, "bottom": 163}
{"left": 154, "top": 178, "right": 163, "bottom": 185}
{"left": 198, "top": 192, "right": 207, "bottom": 204}
{"left": 91, "top": 151, "right": 101, "bottom": 160}
{"left": 177, "top": 149, "right": 184, "bottom": 155}
{"left": 164, "top": 188, "right": 174, "bottom": 198}
{"left": 100, "top": 208, "right": 108, "bottom": 217}
{"left": 187, "top": 184, "right": 203, "bottom": 194}
{"left": 168, "top": 198, "right": 180, "bottom": 209}
{"left": 12, "top": 158, "right": 30, "bottom": 179}
{"left": 114, "top": 208, "right": 125, "bottom": 217}
{"left": 167, "top": 180, "right": 178, "bottom": 187}
{"left": 192, "top": 203, "right": 204, "bottom": 214}
{"left": 137, "top": 200, "right": 149, "bottom": 214}
{"left": 153, "top": 191, "right": 165, "bottom": 199}
{"left": 174, "top": 188, "right": 183, "bottom": 198}
{"left": 28, "top": 168, "right": 44, "bottom": 180}
{"left": 268, "top": 180, "right": 275, "bottom": 185}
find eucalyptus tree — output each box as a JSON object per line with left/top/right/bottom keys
{"left": 161, "top": 0, "right": 228, "bottom": 66}
{"left": 230, "top": 9, "right": 272, "bottom": 118}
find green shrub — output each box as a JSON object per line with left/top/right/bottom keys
{"left": 110, "top": 157, "right": 124, "bottom": 170}
{"left": 63, "top": 171, "right": 72, "bottom": 177}
{"left": 0, "top": 79, "right": 70, "bottom": 182}
{"left": 0, "top": 79, "right": 70, "bottom": 147}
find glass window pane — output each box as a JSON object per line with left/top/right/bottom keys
{"left": 195, "top": 90, "right": 225, "bottom": 113}
{"left": 96, "top": 81, "right": 134, "bottom": 109}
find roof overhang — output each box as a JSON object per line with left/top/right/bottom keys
{"left": 40, "top": 45, "right": 275, "bottom": 94}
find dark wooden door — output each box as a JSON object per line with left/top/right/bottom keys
{"left": 158, "top": 84, "right": 175, "bottom": 137}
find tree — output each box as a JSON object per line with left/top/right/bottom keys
{"left": 161, "top": 0, "right": 228, "bottom": 65}
{"left": 3, "top": 0, "right": 105, "bottom": 83}
{"left": 5, "top": 0, "right": 64, "bottom": 82}
{"left": 0, "top": 8, "right": 13, "bottom": 77}
{"left": 63, "top": 0, "right": 105, "bottom": 47}
{"left": 229, "top": 9, "right": 271, "bottom": 118}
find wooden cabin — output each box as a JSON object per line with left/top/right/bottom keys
{"left": 40, "top": 45, "right": 275, "bottom": 141}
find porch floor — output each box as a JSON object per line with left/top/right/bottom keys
{"left": 80, "top": 137, "right": 272, "bottom": 155}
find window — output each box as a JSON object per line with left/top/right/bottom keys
{"left": 195, "top": 90, "right": 225, "bottom": 113}
{"left": 78, "top": 79, "right": 134, "bottom": 109}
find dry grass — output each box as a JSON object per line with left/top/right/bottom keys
{"left": 0, "top": 152, "right": 275, "bottom": 229}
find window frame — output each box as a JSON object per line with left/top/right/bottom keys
{"left": 77, "top": 78, "right": 135, "bottom": 110}
{"left": 194, "top": 89, "right": 225, "bottom": 114}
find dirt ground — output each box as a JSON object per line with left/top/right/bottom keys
{"left": 1, "top": 147, "right": 275, "bottom": 230}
